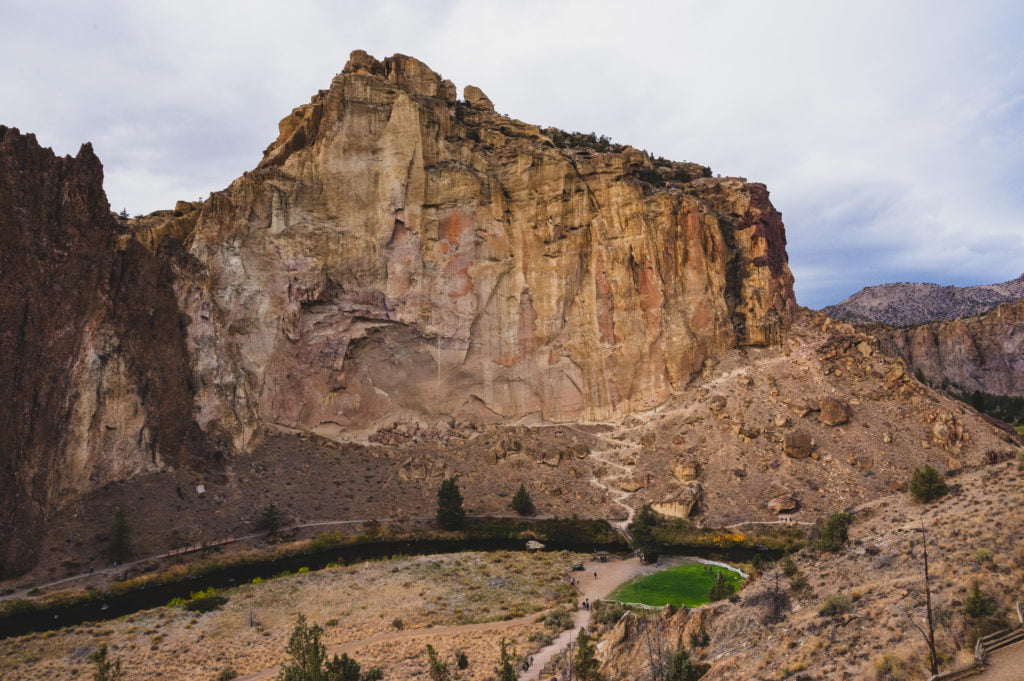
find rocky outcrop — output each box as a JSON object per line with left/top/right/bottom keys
{"left": 870, "top": 300, "right": 1024, "bottom": 396}
{"left": 1, "top": 50, "right": 797, "bottom": 572}
{"left": 824, "top": 275, "right": 1024, "bottom": 326}
{"left": 174, "top": 50, "right": 797, "bottom": 445}
{"left": 0, "top": 127, "right": 211, "bottom": 574}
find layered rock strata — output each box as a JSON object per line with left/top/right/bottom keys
{"left": 176, "top": 50, "right": 797, "bottom": 446}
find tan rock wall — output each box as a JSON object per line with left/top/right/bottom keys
{"left": 180, "top": 51, "right": 797, "bottom": 446}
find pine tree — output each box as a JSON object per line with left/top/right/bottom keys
{"left": 817, "top": 511, "right": 852, "bottom": 553}
{"left": 910, "top": 466, "right": 949, "bottom": 503}
{"left": 109, "top": 505, "right": 132, "bottom": 563}
{"left": 666, "top": 647, "right": 700, "bottom": 681}
{"left": 706, "top": 570, "right": 735, "bottom": 602}
{"left": 628, "top": 505, "right": 662, "bottom": 563}
{"left": 574, "top": 627, "right": 601, "bottom": 681}
{"left": 259, "top": 502, "right": 282, "bottom": 536}
{"left": 964, "top": 581, "right": 993, "bottom": 619}
{"left": 278, "top": 615, "right": 382, "bottom": 681}
{"left": 425, "top": 644, "right": 451, "bottom": 681}
{"left": 510, "top": 483, "right": 536, "bottom": 516}
{"left": 436, "top": 477, "right": 466, "bottom": 530}
{"left": 494, "top": 638, "right": 517, "bottom": 681}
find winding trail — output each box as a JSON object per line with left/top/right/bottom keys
{"left": 229, "top": 555, "right": 647, "bottom": 681}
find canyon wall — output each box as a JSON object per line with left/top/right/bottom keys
{"left": 175, "top": 51, "right": 797, "bottom": 447}
{"left": 0, "top": 51, "right": 797, "bottom": 571}
{"left": 0, "top": 127, "right": 211, "bottom": 573}
{"left": 872, "top": 300, "right": 1024, "bottom": 396}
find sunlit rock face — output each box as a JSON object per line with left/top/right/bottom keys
{"left": 180, "top": 51, "right": 797, "bottom": 446}
{"left": 0, "top": 51, "right": 797, "bottom": 572}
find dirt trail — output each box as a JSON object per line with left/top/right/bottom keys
{"left": 232, "top": 556, "right": 647, "bottom": 681}
{"left": 975, "top": 640, "right": 1024, "bottom": 681}
{"left": 519, "top": 556, "right": 644, "bottom": 681}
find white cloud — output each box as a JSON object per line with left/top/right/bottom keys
{"left": 2, "top": 0, "right": 1022, "bottom": 307}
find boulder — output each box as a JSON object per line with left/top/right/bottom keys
{"left": 767, "top": 493, "right": 799, "bottom": 514}
{"left": 818, "top": 397, "right": 850, "bottom": 426}
{"left": 463, "top": 85, "right": 494, "bottom": 111}
{"left": 652, "top": 483, "right": 702, "bottom": 518}
{"left": 618, "top": 477, "right": 646, "bottom": 493}
{"left": 671, "top": 459, "right": 700, "bottom": 482}
{"left": 783, "top": 431, "right": 815, "bottom": 459}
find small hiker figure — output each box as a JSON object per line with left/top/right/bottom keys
{"left": 594, "top": 571, "right": 598, "bottom": 580}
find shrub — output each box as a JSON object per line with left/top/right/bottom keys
{"left": 183, "top": 588, "right": 227, "bottom": 613}
{"left": 964, "top": 581, "right": 993, "bottom": 619}
{"left": 109, "top": 505, "right": 132, "bottom": 563}
{"left": 818, "top": 593, "right": 852, "bottom": 617}
{"left": 591, "top": 600, "right": 628, "bottom": 626}
{"left": 455, "top": 651, "right": 468, "bottom": 670}
{"left": 436, "top": 478, "right": 466, "bottom": 530}
{"left": 216, "top": 667, "right": 238, "bottom": 681}
{"left": 258, "top": 503, "right": 282, "bottom": 536}
{"left": 510, "top": 483, "right": 536, "bottom": 516}
{"left": 706, "top": 571, "right": 735, "bottom": 602}
{"left": 973, "top": 548, "right": 993, "bottom": 564}
{"left": 910, "top": 466, "right": 949, "bottom": 503}
{"left": 818, "top": 512, "right": 852, "bottom": 553}
{"left": 391, "top": 618, "right": 404, "bottom": 630}
{"left": 90, "top": 644, "right": 125, "bottom": 681}
{"left": 542, "top": 606, "right": 574, "bottom": 632}
{"left": 780, "top": 556, "right": 798, "bottom": 577}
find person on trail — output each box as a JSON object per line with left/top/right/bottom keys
{"left": 594, "top": 571, "right": 597, "bottom": 580}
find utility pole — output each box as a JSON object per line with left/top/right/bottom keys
{"left": 916, "top": 524, "right": 939, "bottom": 676}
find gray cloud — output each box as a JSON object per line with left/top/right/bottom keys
{"left": 3, "top": 0, "right": 1022, "bottom": 308}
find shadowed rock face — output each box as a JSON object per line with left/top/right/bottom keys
{"left": 0, "top": 127, "right": 210, "bottom": 574}
{"left": 871, "top": 300, "right": 1024, "bottom": 396}
{"left": 179, "top": 50, "right": 797, "bottom": 446}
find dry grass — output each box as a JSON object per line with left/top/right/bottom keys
{"left": 0, "top": 550, "right": 578, "bottom": 681}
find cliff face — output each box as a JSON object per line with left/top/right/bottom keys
{"left": 1, "top": 51, "right": 796, "bottom": 572}
{"left": 177, "top": 51, "right": 796, "bottom": 446}
{"left": 872, "top": 300, "right": 1024, "bottom": 396}
{"left": 0, "top": 127, "right": 210, "bottom": 574}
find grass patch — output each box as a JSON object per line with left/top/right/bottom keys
{"left": 609, "top": 563, "right": 744, "bottom": 608}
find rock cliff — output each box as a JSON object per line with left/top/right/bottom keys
{"left": 172, "top": 50, "right": 797, "bottom": 447}
{"left": 0, "top": 50, "right": 797, "bottom": 573}
{"left": 870, "top": 300, "right": 1024, "bottom": 396}
{"left": 0, "top": 127, "right": 211, "bottom": 574}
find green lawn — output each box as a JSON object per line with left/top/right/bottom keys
{"left": 608, "top": 562, "right": 745, "bottom": 607}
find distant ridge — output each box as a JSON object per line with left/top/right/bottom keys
{"left": 823, "top": 275, "right": 1024, "bottom": 326}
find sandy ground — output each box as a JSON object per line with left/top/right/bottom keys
{"left": 976, "top": 639, "right": 1024, "bottom": 681}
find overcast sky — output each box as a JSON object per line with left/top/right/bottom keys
{"left": 3, "top": 1, "right": 1022, "bottom": 308}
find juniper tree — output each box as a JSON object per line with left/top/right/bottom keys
{"left": 510, "top": 483, "right": 536, "bottom": 516}
{"left": 436, "top": 477, "right": 466, "bottom": 530}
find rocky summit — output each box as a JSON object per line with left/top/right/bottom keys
{"left": 0, "top": 51, "right": 796, "bottom": 572}
{"left": 823, "top": 275, "right": 1024, "bottom": 327}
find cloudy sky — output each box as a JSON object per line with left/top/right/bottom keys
{"left": 3, "top": 1, "right": 1022, "bottom": 308}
